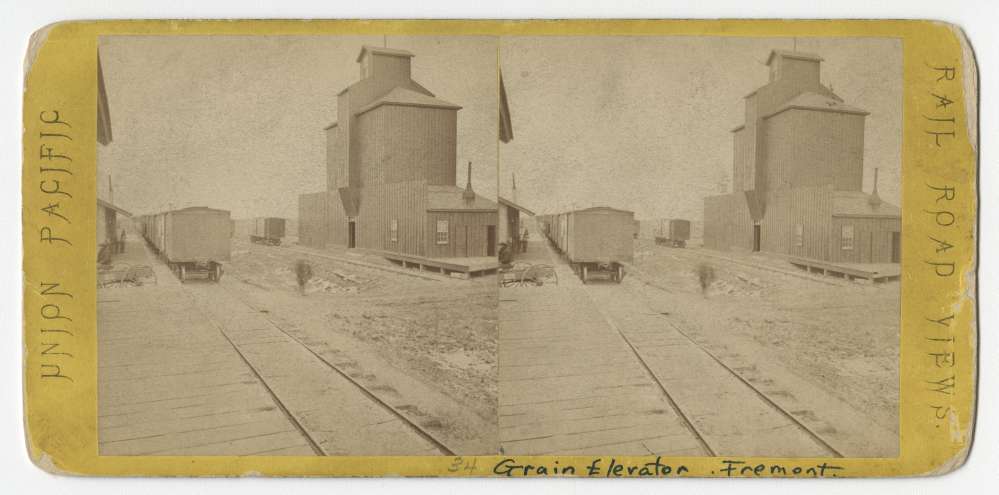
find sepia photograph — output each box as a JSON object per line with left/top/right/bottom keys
{"left": 95, "top": 35, "right": 501, "bottom": 456}
{"left": 94, "top": 32, "right": 905, "bottom": 460}
{"left": 11, "top": 7, "right": 986, "bottom": 486}
{"left": 496, "top": 36, "right": 901, "bottom": 457}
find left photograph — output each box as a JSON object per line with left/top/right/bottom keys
{"left": 96, "top": 35, "right": 501, "bottom": 456}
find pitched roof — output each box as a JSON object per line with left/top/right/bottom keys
{"left": 832, "top": 191, "right": 900, "bottom": 218}
{"left": 355, "top": 87, "right": 461, "bottom": 116}
{"left": 97, "top": 198, "right": 132, "bottom": 217}
{"left": 766, "top": 50, "right": 824, "bottom": 66}
{"left": 498, "top": 196, "right": 534, "bottom": 216}
{"left": 356, "top": 45, "right": 415, "bottom": 62}
{"left": 172, "top": 206, "right": 230, "bottom": 215}
{"left": 763, "top": 92, "right": 868, "bottom": 119}
{"left": 427, "top": 185, "right": 498, "bottom": 212}
{"left": 574, "top": 206, "right": 634, "bottom": 216}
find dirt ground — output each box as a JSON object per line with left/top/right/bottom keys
{"left": 629, "top": 240, "right": 900, "bottom": 435}
{"left": 223, "top": 238, "right": 498, "bottom": 428}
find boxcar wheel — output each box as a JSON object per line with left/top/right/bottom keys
{"left": 581, "top": 265, "right": 588, "bottom": 284}
{"left": 617, "top": 265, "right": 624, "bottom": 283}
{"left": 178, "top": 264, "right": 186, "bottom": 282}
{"left": 213, "top": 263, "right": 223, "bottom": 282}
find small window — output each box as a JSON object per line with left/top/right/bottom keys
{"left": 841, "top": 225, "right": 855, "bottom": 251}
{"left": 793, "top": 224, "right": 804, "bottom": 247}
{"left": 435, "top": 220, "right": 449, "bottom": 245}
{"left": 390, "top": 219, "right": 398, "bottom": 242}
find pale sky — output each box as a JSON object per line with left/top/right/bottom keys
{"left": 98, "top": 35, "right": 902, "bottom": 227}
{"left": 498, "top": 36, "right": 903, "bottom": 230}
{"left": 97, "top": 35, "right": 499, "bottom": 219}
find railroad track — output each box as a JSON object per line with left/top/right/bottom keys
{"left": 579, "top": 272, "right": 844, "bottom": 458}
{"left": 178, "top": 280, "right": 456, "bottom": 456}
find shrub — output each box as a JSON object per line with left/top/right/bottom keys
{"left": 294, "top": 260, "right": 313, "bottom": 294}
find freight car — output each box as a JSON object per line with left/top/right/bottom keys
{"left": 249, "top": 217, "right": 286, "bottom": 246}
{"left": 138, "top": 207, "right": 231, "bottom": 282}
{"left": 654, "top": 219, "right": 691, "bottom": 248}
{"left": 539, "top": 206, "right": 635, "bottom": 283}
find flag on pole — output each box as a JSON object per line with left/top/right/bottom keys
{"left": 499, "top": 71, "right": 513, "bottom": 143}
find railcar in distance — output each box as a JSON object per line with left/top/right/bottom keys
{"left": 138, "top": 207, "right": 231, "bottom": 282}
{"left": 250, "top": 217, "right": 286, "bottom": 246}
{"left": 538, "top": 206, "right": 635, "bottom": 284}
{"left": 654, "top": 219, "right": 691, "bottom": 248}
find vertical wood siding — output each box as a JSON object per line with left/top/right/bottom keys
{"left": 325, "top": 126, "right": 345, "bottom": 191}
{"left": 732, "top": 128, "right": 753, "bottom": 191}
{"left": 498, "top": 205, "right": 520, "bottom": 246}
{"left": 775, "top": 58, "right": 821, "bottom": 89}
{"left": 763, "top": 110, "right": 865, "bottom": 191}
{"left": 741, "top": 94, "right": 760, "bottom": 192}
{"left": 354, "top": 180, "right": 428, "bottom": 256}
{"left": 326, "top": 190, "right": 349, "bottom": 247}
{"left": 424, "top": 211, "right": 497, "bottom": 258}
{"left": 760, "top": 186, "right": 834, "bottom": 260}
{"left": 98, "top": 206, "right": 113, "bottom": 246}
{"left": 355, "top": 105, "right": 457, "bottom": 187}
{"left": 298, "top": 192, "right": 329, "bottom": 248}
{"left": 829, "top": 216, "right": 901, "bottom": 263}
{"left": 703, "top": 193, "right": 754, "bottom": 252}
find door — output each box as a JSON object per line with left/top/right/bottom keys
{"left": 348, "top": 221, "right": 356, "bottom": 248}
{"left": 753, "top": 224, "right": 761, "bottom": 252}
{"left": 891, "top": 231, "right": 901, "bottom": 263}
{"left": 486, "top": 225, "right": 496, "bottom": 257}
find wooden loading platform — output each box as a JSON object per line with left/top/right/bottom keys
{"left": 377, "top": 251, "right": 499, "bottom": 279}
{"left": 789, "top": 257, "right": 900, "bottom": 283}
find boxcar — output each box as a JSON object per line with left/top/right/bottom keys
{"left": 250, "top": 217, "right": 286, "bottom": 246}
{"left": 541, "top": 206, "right": 635, "bottom": 283}
{"left": 138, "top": 207, "right": 231, "bottom": 282}
{"left": 654, "top": 219, "right": 691, "bottom": 248}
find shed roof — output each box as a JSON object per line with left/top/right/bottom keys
{"left": 97, "top": 198, "right": 132, "bottom": 217}
{"left": 763, "top": 92, "right": 868, "bottom": 120}
{"left": 498, "top": 196, "right": 535, "bottom": 216}
{"left": 427, "top": 185, "right": 498, "bottom": 212}
{"left": 355, "top": 87, "right": 461, "bottom": 117}
{"left": 832, "top": 191, "right": 900, "bottom": 218}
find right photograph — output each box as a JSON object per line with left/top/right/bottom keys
{"left": 496, "top": 36, "right": 901, "bottom": 458}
